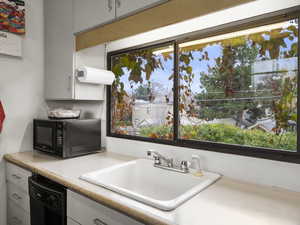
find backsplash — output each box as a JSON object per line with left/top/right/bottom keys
{"left": 45, "top": 100, "right": 105, "bottom": 119}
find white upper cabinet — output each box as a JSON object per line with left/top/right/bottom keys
{"left": 44, "top": 0, "right": 169, "bottom": 100}
{"left": 115, "top": 0, "right": 168, "bottom": 18}
{"left": 73, "top": 0, "right": 115, "bottom": 34}
{"left": 45, "top": 0, "right": 75, "bottom": 100}
{"left": 44, "top": 0, "right": 105, "bottom": 100}
{"left": 73, "top": 0, "right": 169, "bottom": 34}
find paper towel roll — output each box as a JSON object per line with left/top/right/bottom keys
{"left": 77, "top": 66, "right": 115, "bottom": 85}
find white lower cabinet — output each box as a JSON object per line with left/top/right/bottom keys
{"left": 6, "top": 162, "right": 31, "bottom": 225}
{"left": 67, "top": 190, "right": 145, "bottom": 225}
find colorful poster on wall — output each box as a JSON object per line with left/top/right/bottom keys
{"left": 0, "top": 0, "right": 25, "bottom": 35}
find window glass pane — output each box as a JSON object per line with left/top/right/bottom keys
{"left": 110, "top": 44, "right": 174, "bottom": 140}
{"left": 179, "top": 19, "right": 298, "bottom": 151}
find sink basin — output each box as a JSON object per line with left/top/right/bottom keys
{"left": 80, "top": 159, "right": 221, "bottom": 210}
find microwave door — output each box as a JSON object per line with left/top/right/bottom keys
{"left": 34, "top": 121, "right": 57, "bottom": 154}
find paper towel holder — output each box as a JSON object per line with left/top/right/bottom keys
{"left": 77, "top": 70, "right": 85, "bottom": 78}
{"left": 76, "top": 67, "right": 115, "bottom": 85}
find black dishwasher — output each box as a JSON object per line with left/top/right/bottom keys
{"left": 29, "top": 174, "right": 66, "bottom": 225}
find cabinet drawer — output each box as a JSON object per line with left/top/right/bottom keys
{"left": 7, "top": 200, "right": 30, "bottom": 225}
{"left": 7, "top": 182, "right": 30, "bottom": 213}
{"left": 67, "top": 190, "right": 144, "bottom": 225}
{"left": 6, "top": 163, "right": 31, "bottom": 192}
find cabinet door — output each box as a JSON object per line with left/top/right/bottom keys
{"left": 67, "top": 217, "right": 81, "bottom": 225}
{"left": 73, "top": 0, "right": 115, "bottom": 34}
{"left": 116, "top": 0, "right": 168, "bottom": 18}
{"left": 45, "top": 0, "right": 75, "bottom": 100}
{"left": 67, "top": 190, "right": 144, "bottom": 225}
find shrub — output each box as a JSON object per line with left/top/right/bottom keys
{"left": 139, "top": 123, "right": 296, "bottom": 151}
{"left": 139, "top": 125, "right": 173, "bottom": 139}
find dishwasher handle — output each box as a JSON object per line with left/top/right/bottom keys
{"left": 29, "top": 175, "right": 66, "bottom": 212}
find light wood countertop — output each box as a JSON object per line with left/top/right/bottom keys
{"left": 4, "top": 151, "right": 300, "bottom": 225}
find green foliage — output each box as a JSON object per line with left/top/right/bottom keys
{"left": 273, "top": 76, "right": 297, "bottom": 133}
{"left": 139, "top": 125, "right": 173, "bottom": 140}
{"left": 139, "top": 124, "right": 296, "bottom": 151}
{"left": 196, "top": 43, "right": 263, "bottom": 122}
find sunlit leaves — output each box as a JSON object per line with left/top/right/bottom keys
{"left": 222, "top": 37, "right": 247, "bottom": 47}
{"left": 249, "top": 33, "right": 265, "bottom": 45}
{"left": 287, "top": 25, "right": 298, "bottom": 37}
{"left": 273, "top": 76, "right": 297, "bottom": 134}
{"left": 180, "top": 54, "right": 192, "bottom": 65}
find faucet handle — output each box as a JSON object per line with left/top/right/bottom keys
{"left": 180, "top": 160, "right": 189, "bottom": 172}
{"left": 153, "top": 156, "right": 161, "bottom": 165}
{"left": 147, "top": 150, "right": 156, "bottom": 156}
{"left": 147, "top": 150, "right": 160, "bottom": 165}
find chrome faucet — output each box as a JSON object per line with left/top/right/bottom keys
{"left": 147, "top": 150, "right": 173, "bottom": 167}
{"left": 147, "top": 150, "right": 189, "bottom": 173}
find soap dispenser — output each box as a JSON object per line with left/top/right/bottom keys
{"left": 190, "top": 155, "right": 203, "bottom": 176}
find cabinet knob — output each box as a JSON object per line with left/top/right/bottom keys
{"left": 12, "top": 174, "right": 21, "bottom": 179}
{"left": 67, "top": 76, "right": 72, "bottom": 91}
{"left": 93, "top": 218, "right": 107, "bottom": 225}
{"left": 12, "top": 193, "right": 22, "bottom": 200}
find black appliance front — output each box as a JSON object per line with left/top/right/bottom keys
{"left": 63, "top": 119, "right": 102, "bottom": 158}
{"left": 29, "top": 174, "right": 66, "bottom": 225}
{"left": 33, "top": 120, "right": 59, "bottom": 156}
{"left": 33, "top": 119, "right": 102, "bottom": 158}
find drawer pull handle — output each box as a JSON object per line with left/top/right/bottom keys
{"left": 12, "top": 174, "right": 22, "bottom": 179}
{"left": 12, "top": 193, "right": 22, "bottom": 200}
{"left": 94, "top": 218, "right": 107, "bottom": 225}
{"left": 11, "top": 216, "right": 22, "bottom": 225}
{"left": 107, "top": 0, "right": 113, "bottom": 12}
{"left": 116, "top": 0, "right": 121, "bottom": 8}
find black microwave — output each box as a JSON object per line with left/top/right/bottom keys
{"left": 33, "top": 119, "right": 101, "bottom": 158}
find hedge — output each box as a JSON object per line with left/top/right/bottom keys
{"left": 139, "top": 123, "right": 296, "bottom": 151}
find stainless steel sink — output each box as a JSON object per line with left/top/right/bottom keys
{"left": 80, "top": 159, "right": 221, "bottom": 210}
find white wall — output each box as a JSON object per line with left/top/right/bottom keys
{"left": 0, "top": 0, "right": 44, "bottom": 224}
{"left": 106, "top": 0, "right": 300, "bottom": 192}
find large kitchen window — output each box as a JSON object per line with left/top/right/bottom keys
{"left": 107, "top": 13, "right": 300, "bottom": 163}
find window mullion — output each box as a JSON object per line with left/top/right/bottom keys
{"left": 297, "top": 15, "right": 300, "bottom": 154}
{"left": 173, "top": 42, "right": 179, "bottom": 143}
